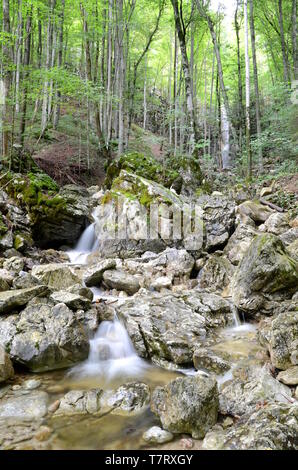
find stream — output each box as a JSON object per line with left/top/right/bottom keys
{"left": 26, "top": 224, "right": 260, "bottom": 450}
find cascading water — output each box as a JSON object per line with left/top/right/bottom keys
{"left": 70, "top": 317, "right": 148, "bottom": 383}
{"left": 68, "top": 222, "right": 148, "bottom": 383}
{"left": 68, "top": 223, "right": 98, "bottom": 265}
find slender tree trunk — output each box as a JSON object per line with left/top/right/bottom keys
{"left": 292, "top": 0, "right": 298, "bottom": 79}
{"left": 53, "top": 0, "right": 65, "bottom": 129}
{"left": 19, "top": 4, "right": 32, "bottom": 147}
{"left": 174, "top": 31, "right": 178, "bottom": 155}
{"left": 127, "top": 1, "right": 163, "bottom": 141}
{"left": 41, "top": 0, "right": 56, "bottom": 135}
{"left": 80, "top": 2, "right": 110, "bottom": 161}
{"left": 171, "top": 0, "right": 200, "bottom": 157}
{"left": 2, "top": 0, "right": 12, "bottom": 160}
{"left": 143, "top": 55, "right": 147, "bottom": 130}
{"left": 278, "top": 0, "right": 290, "bottom": 84}
{"left": 15, "top": 0, "right": 23, "bottom": 115}
{"left": 244, "top": 0, "right": 252, "bottom": 179}
{"left": 196, "top": 0, "right": 238, "bottom": 153}
{"left": 117, "top": 0, "right": 125, "bottom": 156}
{"left": 249, "top": 0, "right": 262, "bottom": 172}
{"left": 235, "top": 0, "right": 244, "bottom": 151}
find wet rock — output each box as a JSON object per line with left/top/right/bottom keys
{"left": 143, "top": 426, "right": 174, "bottom": 445}
{"left": 31, "top": 263, "right": 81, "bottom": 290}
{"left": 224, "top": 224, "right": 259, "bottom": 265}
{"left": 277, "top": 367, "right": 298, "bottom": 386}
{"left": 151, "top": 375, "right": 218, "bottom": 439}
{"left": 193, "top": 348, "right": 230, "bottom": 374}
{"left": 182, "top": 291, "right": 232, "bottom": 329}
{"left": 0, "top": 346, "right": 14, "bottom": 383}
{"left": 50, "top": 291, "right": 91, "bottom": 311}
{"left": 12, "top": 272, "right": 39, "bottom": 290}
{"left": 0, "top": 278, "right": 10, "bottom": 292}
{"left": 0, "top": 285, "right": 49, "bottom": 315}
{"left": 3, "top": 256, "right": 24, "bottom": 274}
{"left": 237, "top": 201, "right": 273, "bottom": 224}
{"left": 103, "top": 270, "right": 140, "bottom": 295}
{"left": 197, "top": 254, "right": 234, "bottom": 293}
{"left": 196, "top": 194, "right": 235, "bottom": 251}
{"left": 0, "top": 232, "right": 14, "bottom": 250}
{"left": 55, "top": 389, "right": 102, "bottom": 416}
{"left": 0, "top": 299, "right": 89, "bottom": 372}
{"left": 116, "top": 292, "right": 207, "bottom": 364}
{"left": 202, "top": 403, "right": 298, "bottom": 450}
{"left": 231, "top": 234, "right": 298, "bottom": 314}
{"left": 24, "top": 379, "right": 42, "bottom": 390}
{"left": 83, "top": 259, "right": 117, "bottom": 287}
{"left": 66, "top": 284, "right": 94, "bottom": 301}
{"left": 259, "top": 212, "right": 289, "bottom": 235}
{"left": 263, "top": 311, "right": 298, "bottom": 370}
{"left": 151, "top": 276, "right": 173, "bottom": 291}
{"left": 102, "top": 382, "right": 150, "bottom": 416}
{"left": 0, "top": 391, "right": 49, "bottom": 419}
{"left": 219, "top": 366, "right": 293, "bottom": 417}
{"left": 280, "top": 227, "right": 298, "bottom": 247}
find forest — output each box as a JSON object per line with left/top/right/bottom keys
{"left": 0, "top": 0, "right": 297, "bottom": 454}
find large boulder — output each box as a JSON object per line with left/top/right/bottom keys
{"left": 116, "top": 292, "right": 208, "bottom": 365}
{"left": 237, "top": 201, "right": 274, "bottom": 224}
{"left": 0, "top": 346, "right": 14, "bottom": 383}
{"left": 259, "top": 310, "right": 298, "bottom": 371}
{"left": 0, "top": 390, "right": 49, "bottom": 420}
{"left": 3, "top": 173, "right": 90, "bottom": 248}
{"left": 151, "top": 375, "right": 219, "bottom": 439}
{"left": 0, "top": 285, "right": 49, "bottom": 315}
{"left": 83, "top": 259, "right": 117, "bottom": 287}
{"left": 196, "top": 194, "right": 236, "bottom": 251}
{"left": 219, "top": 366, "right": 293, "bottom": 417}
{"left": 231, "top": 234, "right": 298, "bottom": 314}
{"left": 203, "top": 403, "right": 298, "bottom": 450}
{"left": 103, "top": 270, "right": 140, "bottom": 295}
{"left": 55, "top": 382, "right": 150, "bottom": 417}
{"left": 224, "top": 223, "right": 259, "bottom": 265}
{"left": 0, "top": 298, "right": 89, "bottom": 372}
{"left": 31, "top": 263, "right": 81, "bottom": 290}
{"left": 197, "top": 254, "right": 234, "bottom": 293}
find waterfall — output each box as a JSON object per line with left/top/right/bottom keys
{"left": 70, "top": 317, "right": 148, "bottom": 383}
{"left": 68, "top": 223, "right": 98, "bottom": 265}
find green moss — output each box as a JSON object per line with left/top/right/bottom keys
{"left": 105, "top": 152, "right": 181, "bottom": 189}
{"left": 0, "top": 214, "right": 8, "bottom": 235}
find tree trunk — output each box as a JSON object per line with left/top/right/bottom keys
{"left": 53, "top": 0, "right": 65, "bottom": 129}
{"left": 80, "top": 2, "right": 110, "bottom": 161}
{"left": 41, "top": 0, "right": 56, "bottom": 135}
{"left": 2, "top": 0, "right": 12, "bottom": 160}
{"left": 19, "top": 5, "right": 33, "bottom": 147}
{"left": 196, "top": 0, "right": 238, "bottom": 155}
{"left": 249, "top": 0, "right": 262, "bottom": 172}
{"left": 244, "top": 0, "right": 252, "bottom": 179}
{"left": 292, "top": 0, "right": 298, "bottom": 79}
{"left": 278, "top": 0, "right": 290, "bottom": 84}
{"left": 235, "top": 0, "right": 244, "bottom": 151}
{"left": 171, "top": 0, "right": 199, "bottom": 156}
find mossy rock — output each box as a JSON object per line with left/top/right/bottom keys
{"left": 105, "top": 153, "right": 180, "bottom": 190}
{"left": 0, "top": 215, "right": 8, "bottom": 235}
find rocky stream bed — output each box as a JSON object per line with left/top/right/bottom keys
{"left": 0, "top": 165, "right": 297, "bottom": 450}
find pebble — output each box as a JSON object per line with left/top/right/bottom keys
{"left": 143, "top": 426, "right": 174, "bottom": 445}
{"left": 24, "top": 379, "right": 42, "bottom": 390}
{"left": 48, "top": 399, "right": 61, "bottom": 413}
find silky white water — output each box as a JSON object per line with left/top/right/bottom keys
{"left": 70, "top": 317, "right": 148, "bottom": 383}
{"left": 68, "top": 223, "right": 98, "bottom": 264}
